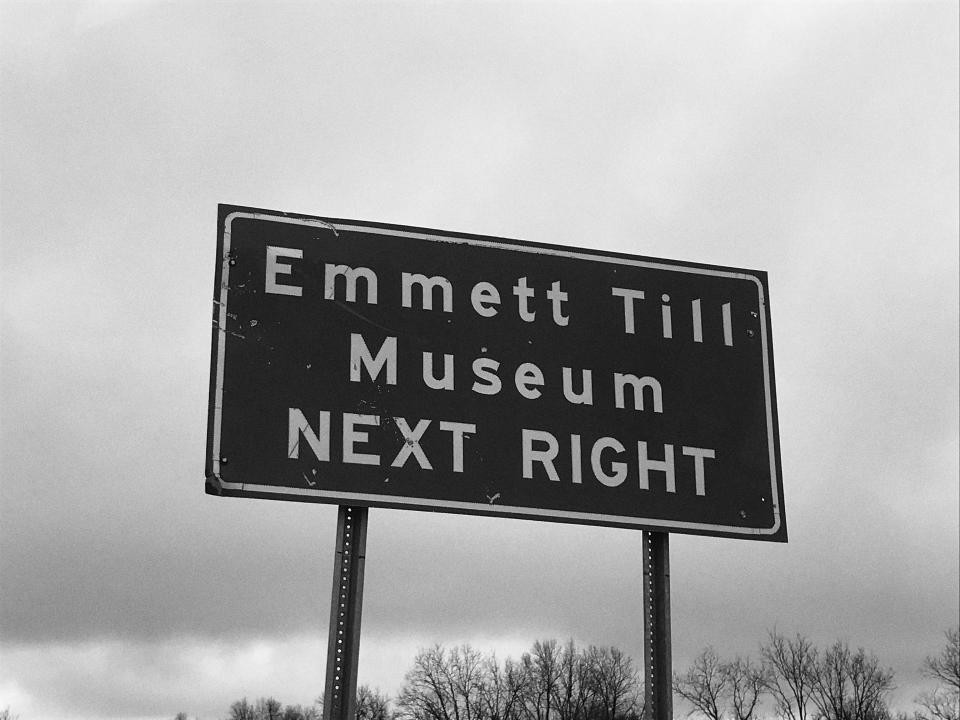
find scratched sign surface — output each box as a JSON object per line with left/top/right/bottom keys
{"left": 206, "top": 205, "right": 786, "bottom": 541}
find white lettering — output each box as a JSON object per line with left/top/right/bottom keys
{"left": 614, "top": 373, "right": 663, "bottom": 413}
{"left": 350, "top": 334, "right": 397, "bottom": 385}
{"left": 325, "top": 264, "right": 378, "bottom": 304}
{"left": 514, "top": 362, "right": 545, "bottom": 400}
{"left": 343, "top": 413, "right": 380, "bottom": 465}
{"left": 439, "top": 420, "right": 475, "bottom": 473}
{"left": 422, "top": 352, "right": 454, "bottom": 390}
{"left": 570, "top": 434, "right": 582, "bottom": 484}
{"left": 513, "top": 276, "right": 536, "bottom": 322}
{"left": 402, "top": 273, "right": 453, "bottom": 312}
{"left": 391, "top": 418, "right": 432, "bottom": 469}
{"left": 722, "top": 302, "right": 734, "bottom": 346}
{"left": 471, "top": 281, "right": 501, "bottom": 317}
{"left": 561, "top": 368, "right": 593, "bottom": 405}
{"left": 547, "top": 280, "right": 569, "bottom": 326}
{"left": 661, "top": 294, "right": 672, "bottom": 339}
{"left": 472, "top": 358, "right": 502, "bottom": 395}
{"left": 287, "top": 408, "right": 329, "bottom": 461}
{"left": 265, "top": 246, "right": 303, "bottom": 296}
{"left": 522, "top": 429, "right": 560, "bottom": 482}
{"left": 682, "top": 446, "right": 716, "bottom": 496}
{"left": 638, "top": 442, "right": 675, "bottom": 493}
{"left": 692, "top": 298, "right": 703, "bottom": 342}
{"left": 611, "top": 287, "right": 645, "bottom": 334}
{"left": 592, "top": 437, "right": 627, "bottom": 487}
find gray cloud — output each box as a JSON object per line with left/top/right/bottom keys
{"left": 1, "top": 1, "right": 957, "bottom": 717}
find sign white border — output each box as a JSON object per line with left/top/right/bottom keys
{"left": 209, "top": 211, "right": 782, "bottom": 537}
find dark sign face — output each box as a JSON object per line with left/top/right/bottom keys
{"left": 206, "top": 205, "right": 785, "bottom": 541}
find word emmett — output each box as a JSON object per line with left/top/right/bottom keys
{"left": 265, "top": 247, "right": 738, "bottom": 343}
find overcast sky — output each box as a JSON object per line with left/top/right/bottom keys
{"left": 1, "top": 1, "right": 958, "bottom": 719}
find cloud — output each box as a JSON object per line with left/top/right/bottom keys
{"left": 0, "top": 634, "right": 323, "bottom": 719}
{"left": 73, "top": 0, "right": 157, "bottom": 34}
{"left": 1, "top": 1, "right": 957, "bottom": 717}
{"left": 0, "top": 631, "right": 536, "bottom": 719}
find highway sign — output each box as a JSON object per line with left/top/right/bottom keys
{"left": 206, "top": 205, "right": 786, "bottom": 541}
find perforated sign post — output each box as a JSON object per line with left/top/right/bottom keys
{"left": 206, "top": 205, "right": 786, "bottom": 720}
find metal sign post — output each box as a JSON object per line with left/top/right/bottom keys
{"left": 203, "top": 205, "right": 785, "bottom": 720}
{"left": 323, "top": 505, "right": 369, "bottom": 720}
{"left": 643, "top": 531, "right": 672, "bottom": 720}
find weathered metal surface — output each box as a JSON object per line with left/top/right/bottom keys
{"left": 206, "top": 204, "right": 786, "bottom": 541}
{"left": 643, "top": 531, "right": 672, "bottom": 720}
{"left": 323, "top": 505, "right": 368, "bottom": 720}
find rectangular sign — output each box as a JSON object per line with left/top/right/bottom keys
{"left": 206, "top": 205, "right": 786, "bottom": 541}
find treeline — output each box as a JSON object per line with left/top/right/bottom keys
{"left": 668, "top": 628, "right": 956, "bottom": 720}
{"left": 176, "top": 627, "right": 957, "bottom": 720}
{"left": 396, "top": 640, "right": 642, "bottom": 720}
{"left": 674, "top": 634, "right": 895, "bottom": 720}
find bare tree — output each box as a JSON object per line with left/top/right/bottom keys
{"left": 481, "top": 654, "right": 530, "bottom": 720}
{"left": 672, "top": 648, "right": 766, "bottom": 720}
{"left": 761, "top": 631, "right": 818, "bottom": 720}
{"left": 256, "top": 697, "right": 283, "bottom": 720}
{"left": 396, "top": 644, "right": 487, "bottom": 720}
{"left": 397, "top": 645, "right": 458, "bottom": 720}
{"left": 449, "top": 644, "right": 488, "bottom": 720}
{"left": 395, "top": 639, "right": 641, "bottom": 720}
{"left": 553, "top": 640, "right": 592, "bottom": 720}
{"left": 811, "top": 641, "right": 852, "bottom": 720}
{"left": 846, "top": 645, "right": 894, "bottom": 720}
{"left": 522, "top": 640, "right": 564, "bottom": 720}
{"left": 723, "top": 656, "right": 768, "bottom": 720}
{"left": 924, "top": 630, "right": 960, "bottom": 693}
{"left": 585, "top": 645, "right": 641, "bottom": 720}
{"left": 357, "top": 684, "right": 392, "bottom": 720}
{"left": 918, "top": 629, "right": 960, "bottom": 720}
{"left": 283, "top": 704, "right": 323, "bottom": 720}
{"left": 673, "top": 647, "right": 729, "bottom": 720}
{"left": 809, "top": 641, "right": 894, "bottom": 720}
{"left": 231, "top": 698, "right": 258, "bottom": 720}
